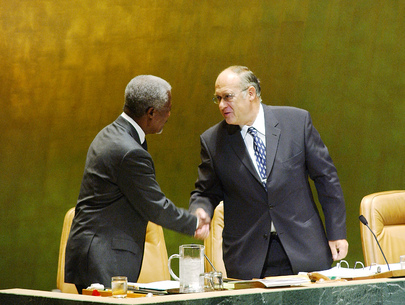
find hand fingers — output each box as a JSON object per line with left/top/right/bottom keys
{"left": 194, "top": 224, "right": 210, "bottom": 240}
{"left": 329, "top": 240, "right": 349, "bottom": 261}
{"left": 196, "top": 208, "right": 211, "bottom": 225}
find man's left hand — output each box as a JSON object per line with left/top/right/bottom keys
{"left": 329, "top": 239, "right": 349, "bottom": 261}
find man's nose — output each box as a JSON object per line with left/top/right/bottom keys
{"left": 218, "top": 99, "right": 226, "bottom": 109}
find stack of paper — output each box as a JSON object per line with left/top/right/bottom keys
{"left": 308, "top": 263, "right": 405, "bottom": 280}
{"left": 128, "top": 280, "right": 179, "bottom": 294}
{"left": 227, "top": 275, "right": 310, "bottom": 289}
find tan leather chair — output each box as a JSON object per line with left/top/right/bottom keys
{"left": 137, "top": 222, "right": 170, "bottom": 283}
{"left": 57, "top": 207, "right": 78, "bottom": 293}
{"left": 57, "top": 208, "right": 170, "bottom": 293}
{"left": 204, "top": 202, "right": 227, "bottom": 277}
{"left": 359, "top": 190, "right": 405, "bottom": 266}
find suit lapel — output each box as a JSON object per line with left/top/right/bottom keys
{"left": 115, "top": 116, "right": 142, "bottom": 146}
{"left": 226, "top": 123, "right": 262, "bottom": 183}
{"left": 224, "top": 105, "right": 281, "bottom": 185}
{"left": 263, "top": 105, "right": 281, "bottom": 177}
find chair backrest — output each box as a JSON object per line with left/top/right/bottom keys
{"left": 204, "top": 202, "right": 227, "bottom": 277}
{"left": 57, "top": 208, "right": 169, "bottom": 293}
{"left": 57, "top": 207, "right": 77, "bottom": 293}
{"left": 137, "top": 222, "right": 170, "bottom": 283}
{"left": 359, "top": 190, "right": 405, "bottom": 266}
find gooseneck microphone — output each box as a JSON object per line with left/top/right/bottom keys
{"left": 359, "top": 215, "right": 390, "bottom": 271}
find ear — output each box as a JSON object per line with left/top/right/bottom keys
{"left": 146, "top": 107, "right": 155, "bottom": 119}
{"left": 247, "top": 86, "right": 256, "bottom": 100}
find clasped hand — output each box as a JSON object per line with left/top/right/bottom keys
{"left": 194, "top": 208, "right": 211, "bottom": 240}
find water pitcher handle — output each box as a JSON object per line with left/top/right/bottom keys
{"left": 168, "top": 254, "right": 180, "bottom": 281}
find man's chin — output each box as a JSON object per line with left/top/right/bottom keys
{"left": 224, "top": 118, "right": 237, "bottom": 125}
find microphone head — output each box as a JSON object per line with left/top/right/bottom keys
{"left": 359, "top": 215, "right": 368, "bottom": 225}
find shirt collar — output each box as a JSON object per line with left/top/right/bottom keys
{"left": 241, "top": 103, "right": 265, "bottom": 138}
{"left": 120, "top": 112, "right": 146, "bottom": 144}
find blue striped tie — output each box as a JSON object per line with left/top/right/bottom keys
{"left": 248, "top": 127, "right": 267, "bottom": 188}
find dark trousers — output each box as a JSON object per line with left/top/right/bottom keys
{"left": 260, "top": 233, "right": 293, "bottom": 278}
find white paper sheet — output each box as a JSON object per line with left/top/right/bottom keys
{"left": 128, "top": 280, "right": 180, "bottom": 291}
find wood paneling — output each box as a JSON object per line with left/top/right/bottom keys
{"left": 0, "top": 0, "right": 403, "bottom": 290}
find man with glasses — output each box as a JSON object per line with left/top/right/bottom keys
{"left": 189, "top": 66, "right": 348, "bottom": 279}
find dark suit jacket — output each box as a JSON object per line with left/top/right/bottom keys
{"left": 65, "top": 115, "right": 197, "bottom": 287}
{"left": 189, "top": 105, "right": 346, "bottom": 279}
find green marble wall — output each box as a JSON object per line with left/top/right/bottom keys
{"left": 0, "top": 0, "right": 404, "bottom": 290}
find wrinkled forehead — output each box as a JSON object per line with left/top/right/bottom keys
{"left": 215, "top": 70, "right": 242, "bottom": 94}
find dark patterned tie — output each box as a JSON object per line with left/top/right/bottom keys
{"left": 247, "top": 127, "right": 267, "bottom": 187}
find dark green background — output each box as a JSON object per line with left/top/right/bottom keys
{"left": 0, "top": 0, "right": 403, "bottom": 290}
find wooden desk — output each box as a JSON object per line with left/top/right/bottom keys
{"left": 82, "top": 288, "right": 153, "bottom": 298}
{"left": 1, "top": 277, "right": 405, "bottom": 304}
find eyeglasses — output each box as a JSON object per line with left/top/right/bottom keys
{"left": 212, "top": 87, "right": 249, "bottom": 104}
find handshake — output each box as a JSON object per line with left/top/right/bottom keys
{"left": 194, "top": 208, "right": 211, "bottom": 240}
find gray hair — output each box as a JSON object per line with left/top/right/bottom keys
{"left": 124, "top": 75, "right": 172, "bottom": 117}
{"left": 225, "top": 66, "right": 261, "bottom": 100}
